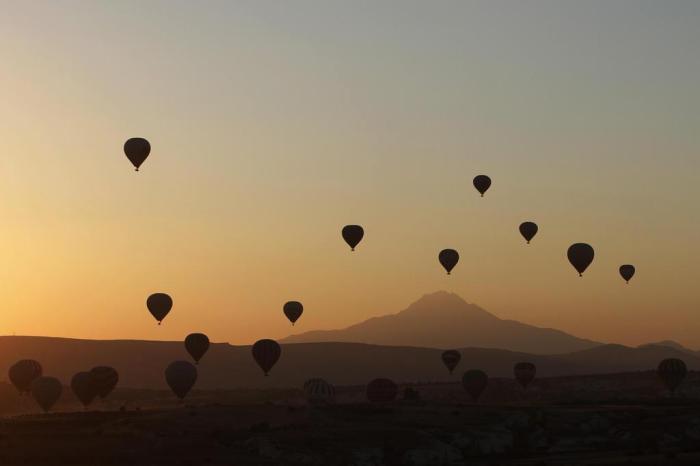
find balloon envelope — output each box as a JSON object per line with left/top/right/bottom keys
{"left": 619, "top": 264, "right": 635, "bottom": 283}
{"left": 342, "top": 225, "right": 364, "bottom": 251}
{"left": 303, "top": 378, "right": 335, "bottom": 405}
{"left": 567, "top": 243, "right": 594, "bottom": 276}
{"left": 252, "top": 339, "right": 281, "bottom": 376}
{"left": 473, "top": 175, "right": 491, "bottom": 196}
{"left": 439, "top": 249, "right": 459, "bottom": 275}
{"left": 165, "top": 360, "right": 198, "bottom": 399}
{"left": 90, "top": 366, "right": 119, "bottom": 398}
{"left": 124, "top": 137, "right": 151, "bottom": 171}
{"left": 71, "top": 371, "right": 99, "bottom": 407}
{"left": 31, "top": 376, "right": 62, "bottom": 412}
{"left": 513, "top": 362, "right": 536, "bottom": 389}
{"left": 519, "top": 222, "right": 538, "bottom": 244}
{"left": 441, "top": 350, "right": 461, "bottom": 374}
{"left": 9, "top": 359, "right": 43, "bottom": 394}
{"left": 283, "top": 301, "right": 304, "bottom": 325}
{"left": 147, "top": 293, "right": 173, "bottom": 324}
{"left": 185, "top": 333, "right": 210, "bottom": 364}
{"left": 658, "top": 358, "right": 687, "bottom": 393}
{"left": 366, "top": 378, "right": 398, "bottom": 403}
{"left": 462, "top": 370, "right": 488, "bottom": 401}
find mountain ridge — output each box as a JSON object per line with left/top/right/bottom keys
{"left": 282, "top": 291, "right": 602, "bottom": 354}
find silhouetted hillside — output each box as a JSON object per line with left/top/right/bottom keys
{"left": 2, "top": 336, "right": 699, "bottom": 390}
{"left": 282, "top": 291, "right": 601, "bottom": 354}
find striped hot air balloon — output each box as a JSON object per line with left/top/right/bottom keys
{"left": 9, "top": 359, "right": 43, "bottom": 394}
{"left": 252, "top": 339, "right": 281, "bottom": 376}
{"left": 90, "top": 366, "right": 119, "bottom": 398}
{"left": 658, "top": 358, "right": 687, "bottom": 393}
{"left": 513, "top": 362, "right": 536, "bottom": 389}
{"left": 303, "top": 378, "right": 335, "bottom": 405}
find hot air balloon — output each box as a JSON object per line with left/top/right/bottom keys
{"left": 439, "top": 249, "right": 459, "bottom": 275}
{"left": 283, "top": 301, "right": 303, "bottom": 326}
{"left": 513, "top": 362, "right": 536, "bottom": 389}
{"left": 165, "top": 361, "right": 198, "bottom": 399}
{"left": 90, "top": 366, "right": 119, "bottom": 398}
{"left": 303, "top": 378, "right": 335, "bottom": 405}
{"left": 658, "top": 358, "right": 687, "bottom": 393}
{"left": 71, "top": 371, "right": 99, "bottom": 408}
{"left": 567, "top": 243, "right": 594, "bottom": 277}
{"left": 252, "top": 339, "right": 281, "bottom": 376}
{"left": 473, "top": 175, "right": 491, "bottom": 197}
{"left": 147, "top": 293, "right": 172, "bottom": 325}
{"left": 342, "top": 225, "right": 364, "bottom": 251}
{"left": 366, "top": 378, "right": 398, "bottom": 403}
{"left": 619, "top": 264, "right": 635, "bottom": 284}
{"left": 462, "top": 370, "right": 488, "bottom": 402}
{"left": 519, "top": 222, "right": 538, "bottom": 244}
{"left": 31, "top": 376, "right": 62, "bottom": 412}
{"left": 441, "top": 350, "right": 461, "bottom": 375}
{"left": 9, "top": 359, "right": 43, "bottom": 394}
{"left": 184, "top": 333, "right": 210, "bottom": 364}
{"left": 124, "top": 137, "right": 151, "bottom": 171}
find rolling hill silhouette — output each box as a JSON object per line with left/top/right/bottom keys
{"left": 282, "top": 291, "right": 601, "bottom": 354}
{"left": 2, "top": 336, "right": 697, "bottom": 390}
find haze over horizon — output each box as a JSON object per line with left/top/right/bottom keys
{"left": 1, "top": 1, "right": 698, "bottom": 348}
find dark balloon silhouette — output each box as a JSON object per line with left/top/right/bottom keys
{"left": 441, "top": 350, "right": 461, "bottom": 375}
{"left": 342, "top": 225, "right": 364, "bottom": 251}
{"left": 165, "top": 361, "right": 198, "bottom": 399}
{"left": 184, "top": 333, "right": 210, "bottom": 364}
{"left": 658, "top": 358, "right": 687, "bottom": 393}
{"left": 519, "top": 222, "right": 538, "bottom": 244}
{"left": 462, "top": 369, "right": 488, "bottom": 402}
{"left": 366, "top": 378, "right": 398, "bottom": 403}
{"left": 619, "top": 264, "right": 636, "bottom": 284}
{"left": 252, "top": 339, "right": 281, "bottom": 376}
{"left": 514, "top": 362, "right": 536, "bottom": 389}
{"left": 124, "top": 137, "right": 151, "bottom": 171}
{"left": 90, "top": 366, "right": 119, "bottom": 398}
{"left": 147, "top": 293, "right": 172, "bottom": 325}
{"left": 473, "top": 175, "right": 491, "bottom": 197}
{"left": 439, "top": 249, "right": 459, "bottom": 275}
{"left": 283, "top": 301, "right": 304, "bottom": 326}
{"left": 567, "top": 243, "right": 594, "bottom": 277}
{"left": 9, "top": 359, "right": 43, "bottom": 394}
{"left": 31, "top": 376, "right": 62, "bottom": 412}
{"left": 71, "top": 371, "right": 99, "bottom": 408}
{"left": 303, "top": 378, "right": 335, "bottom": 405}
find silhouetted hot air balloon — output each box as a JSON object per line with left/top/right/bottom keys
{"left": 462, "top": 370, "right": 488, "bottom": 402}
{"left": 283, "top": 301, "right": 303, "bottom": 326}
{"left": 90, "top": 366, "right": 118, "bottom": 398}
{"left": 567, "top": 243, "right": 594, "bottom": 277}
{"left": 519, "top": 222, "right": 538, "bottom": 244}
{"left": 31, "top": 376, "right": 62, "bottom": 412}
{"left": 184, "top": 333, "right": 210, "bottom": 364}
{"left": 342, "top": 225, "right": 364, "bottom": 251}
{"left": 71, "top": 371, "right": 99, "bottom": 408}
{"left": 366, "top": 378, "right": 398, "bottom": 403}
{"left": 165, "top": 361, "right": 198, "bottom": 399}
{"left": 441, "top": 350, "right": 461, "bottom": 375}
{"left": 9, "top": 359, "right": 42, "bottom": 394}
{"left": 658, "top": 358, "right": 687, "bottom": 393}
{"left": 514, "top": 362, "right": 536, "bottom": 389}
{"left": 124, "top": 137, "right": 151, "bottom": 171}
{"left": 619, "top": 264, "right": 635, "bottom": 284}
{"left": 439, "top": 249, "right": 459, "bottom": 275}
{"left": 303, "top": 378, "right": 335, "bottom": 405}
{"left": 473, "top": 175, "right": 491, "bottom": 197}
{"left": 252, "top": 339, "right": 281, "bottom": 376}
{"left": 147, "top": 293, "right": 172, "bottom": 325}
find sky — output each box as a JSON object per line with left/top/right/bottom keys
{"left": 0, "top": 1, "right": 698, "bottom": 348}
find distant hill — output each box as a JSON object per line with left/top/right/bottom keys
{"left": 282, "top": 291, "right": 601, "bottom": 354}
{"left": 2, "top": 336, "right": 698, "bottom": 390}
{"left": 639, "top": 340, "right": 699, "bottom": 356}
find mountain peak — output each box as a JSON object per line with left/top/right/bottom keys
{"left": 282, "top": 291, "right": 601, "bottom": 354}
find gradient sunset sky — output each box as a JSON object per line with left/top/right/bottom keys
{"left": 1, "top": 1, "right": 698, "bottom": 347}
